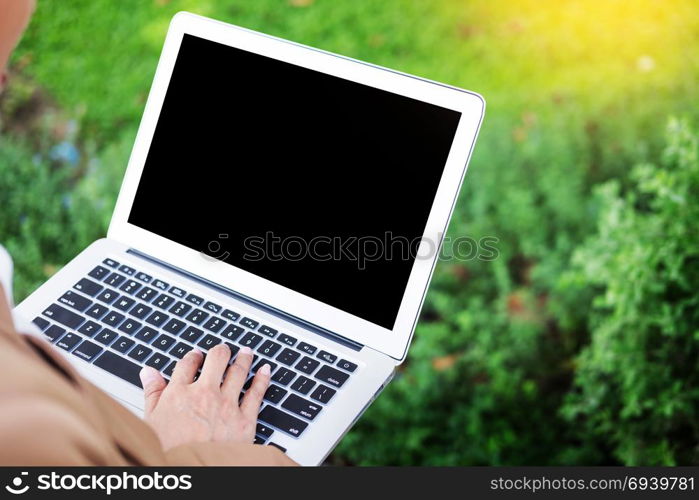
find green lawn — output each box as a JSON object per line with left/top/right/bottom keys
{"left": 2, "top": 0, "right": 698, "bottom": 465}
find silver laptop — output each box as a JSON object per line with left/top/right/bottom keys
{"left": 15, "top": 12, "right": 484, "bottom": 466}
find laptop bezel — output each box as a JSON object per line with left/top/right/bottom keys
{"left": 109, "top": 12, "right": 484, "bottom": 361}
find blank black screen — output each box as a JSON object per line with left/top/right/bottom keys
{"left": 129, "top": 34, "right": 461, "bottom": 329}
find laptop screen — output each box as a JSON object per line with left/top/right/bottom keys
{"left": 128, "top": 34, "right": 462, "bottom": 330}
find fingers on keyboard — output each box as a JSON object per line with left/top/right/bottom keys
{"left": 42, "top": 260, "right": 360, "bottom": 443}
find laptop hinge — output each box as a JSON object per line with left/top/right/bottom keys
{"left": 127, "top": 248, "right": 363, "bottom": 352}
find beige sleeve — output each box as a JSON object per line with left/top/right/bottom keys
{"left": 165, "top": 441, "right": 298, "bottom": 466}
{"left": 0, "top": 393, "right": 127, "bottom": 466}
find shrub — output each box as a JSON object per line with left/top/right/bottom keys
{"left": 0, "top": 130, "right": 133, "bottom": 301}
{"left": 561, "top": 119, "right": 699, "bottom": 465}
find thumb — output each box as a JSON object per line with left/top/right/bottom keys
{"left": 140, "top": 366, "right": 166, "bottom": 415}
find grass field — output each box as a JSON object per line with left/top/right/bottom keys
{"left": 1, "top": 0, "right": 698, "bottom": 465}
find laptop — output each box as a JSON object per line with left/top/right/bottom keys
{"left": 15, "top": 12, "right": 484, "bottom": 465}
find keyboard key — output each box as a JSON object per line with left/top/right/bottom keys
{"left": 221, "top": 309, "right": 240, "bottom": 321}
{"left": 95, "top": 328, "right": 118, "bottom": 346}
{"left": 104, "top": 273, "right": 126, "bottom": 287}
{"left": 103, "top": 311, "right": 125, "bottom": 327}
{"left": 42, "top": 304, "right": 84, "bottom": 329}
{"left": 197, "top": 334, "right": 221, "bottom": 350}
{"left": 103, "top": 258, "right": 119, "bottom": 268}
{"left": 129, "top": 304, "right": 152, "bottom": 319}
{"left": 169, "top": 286, "right": 186, "bottom": 298}
{"left": 135, "top": 326, "right": 159, "bottom": 344}
{"left": 44, "top": 324, "right": 66, "bottom": 342}
{"left": 337, "top": 359, "right": 358, "bottom": 373}
{"left": 118, "top": 319, "right": 141, "bottom": 336}
{"left": 153, "top": 294, "right": 175, "bottom": 310}
{"left": 276, "top": 348, "right": 301, "bottom": 366}
{"left": 113, "top": 336, "right": 136, "bottom": 353}
{"left": 278, "top": 334, "right": 297, "bottom": 346}
{"left": 243, "top": 377, "right": 254, "bottom": 391}
{"left": 169, "top": 342, "right": 193, "bottom": 359}
{"left": 145, "top": 311, "right": 169, "bottom": 327}
{"left": 185, "top": 309, "right": 208, "bottom": 325}
{"left": 128, "top": 345, "right": 152, "bottom": 363}
{"left": 240, "top": 317, "right": 259, "bottom": 329}
{"left": 32, "top": 316, "right": 50, "bottom": 331}
{"left": 297, "top": 342, "right": 317, "bottom": 355}
{"left": 77, "top": 320, "right": 101, "bottom": 337}
{"left": 153, "top": 334, "right": 176, "bottom": 352}
{"left": 146, "top": 353, "right": 171, "bottom": 371}
{"left": 258, "top": 340, "right": 282, "bottom": 358}
{"left": 95, "top": 351, "right": 142, "bottom": 388}
{"left": 118, "top": 264, "right": 136, "bottom": 276}
{"left": 56, "top": 332, "right": 81, "bottom": 351}
{"left": 136, "top": 287, "right": 158, "bottom": 302}
{"left": 263, "top": 384, "right": 287, "bottom": 403}
{"left": 86, "top": 303, "right": 109, "bottom": 320}
{"left": 203, "top": 301, "right": 221, "bottom": 314}
{"left": 72, "top": 340, "right": 103, "bottom": 362}
{"left": 169, "top": 301, "right": 192, "bottom": 317}
{"left": 186, "top": 293, "right": 204, "bottom": 306}
{"left": 135, "top": 272, "right": 152, "bottom": 283}
{"left": 225, "top": 343, "right": 240, "bottom": 358}
{"left": 180, "top": 326, "right": 204, "bottom": 343}
{"left": 290, "top": 376, "right": 316, "bottom": 395}
{"left": 59, "top": 291, "right": 92, "bottom": 312}
{"left": 163, "top": 318, "right": 186, "bottom": 335}
{"left": 253, "top": 359, "right": 278, "bottom": 374}
{"left": 240, "top": 332, "right": 263, "bottom": 349}
{"left": 315, "top": 365, "right": 350, "bottom": 388}
{"left": 259, "top": 325, "right": 277, "bottom": 337}
{"left": 203, "top": 317, "right": 226, "bottom": 333}
{"left": 152, "top": 279, "right": 169, "bottom": 291}
{"left": 119, "top": 279, "right": 141, "bottom": 295}
{"left": 272, "top": 368, "right": 296, "bottom": 386}
{"left": 258, "top": 406, "right": 308, "bottom": 437}
{"left": 73, "top": 278, "right": 103, "bottom": 297}
{"left": 256, "top": 423, "right": 274, "bottom": 438}
{"left": 310, "top": 384, "right": 337, "bottom": 404}
{"left": 282, "top": 393, "right": 322, "bottom": 420}
{"left": 113, "top": 297, "right": 136, "bottom": 312}
{"left": 317, "top": 350, "right": 337, "bottom": 364}
{"left": 96, "top": 289, "right": 119, "bottom": 305}
{"left": 296, "top": 356, "right": 320, "bottom": 375}
{"left": 220, "top": 324, "right": 244, "bottom": 342}
{"left": 163, "top": 360, "right": 177, "bottom": 378}
{"left": 254, "top": 436, "right": 266, "bottom": 445}
{"left": 268, "top": 442, "right": 286, "bottom": 453}
{"left": 88, "top": 265, "right": 110, "bottom": 280}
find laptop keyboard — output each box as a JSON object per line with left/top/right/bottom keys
{"left": 32, "top": 257, "right": 359, "bottom": 446}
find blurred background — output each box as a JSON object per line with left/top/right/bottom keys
{"left": 1, "top": 0, "right": 698, "bottom": 465}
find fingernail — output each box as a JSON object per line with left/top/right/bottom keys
{"left": 241, "top": 346, "right": 252, "bottom": 356}
{"left": 190, "top": 349, "right": 203, "bottom": 357}
{"left": 139, "top": 366, "right": 159, "bottom": 386}
{"left": 260, "top": 363, "right": 271, "bottom": 376}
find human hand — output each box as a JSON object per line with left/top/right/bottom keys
{"left": 139, "top": 344, "right": 271, "bottom": 451}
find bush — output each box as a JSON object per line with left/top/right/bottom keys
{"left": 561, "top": 119, "right": 699, "bottom": 465}
{"left": 0, "top": 130, "right": 133, "bottom": 300}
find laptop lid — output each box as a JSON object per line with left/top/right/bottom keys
{"left": 109, "top": 12, "right": 484, "bottom": 361}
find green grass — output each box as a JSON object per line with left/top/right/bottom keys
{"left": 2, "top": 0, "right": 699, "bottom": 464}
